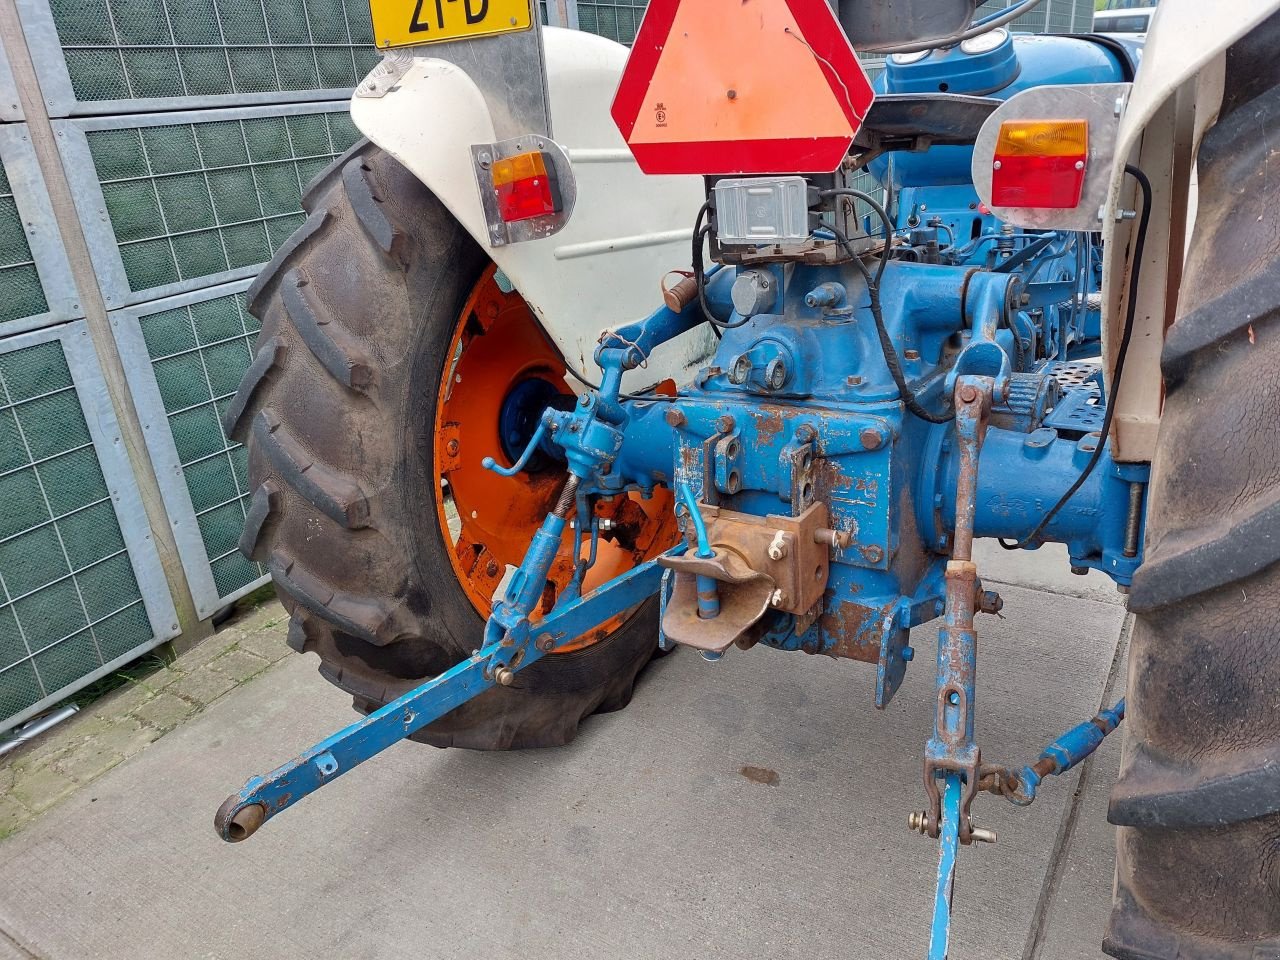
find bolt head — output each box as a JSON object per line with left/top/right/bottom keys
{"left": 716, "top": 415, "right": 736, "bottom": 434}
{"left": 901, "top": 645, "right": 915, "bottom": 662}
{"left": 859, "top": 427, "right": 885, "bottom": 450}
{"left": 446, "top": 439, "right": 459, "bottom": 456}
{"left": 664, "top": 408, "right": 686, "bottom": 428}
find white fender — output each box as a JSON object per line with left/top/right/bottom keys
{"left": 1101, "top": 0, "right": 1280, "bottom": 461}
{"left": 350, "top": 28, "right": 713, "bottom": 388}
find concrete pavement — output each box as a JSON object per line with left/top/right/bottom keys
{"left": 0, "top": 543, "right": 1128, "bottom": 960}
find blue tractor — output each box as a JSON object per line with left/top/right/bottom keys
{"left": 215, "top": 0, "right": 1280, "bottom": 956}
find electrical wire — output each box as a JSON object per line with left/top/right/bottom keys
{"left": 819, "top": 188, "right": 893, "bottom": 285}
{"left": 830, "top": 222, "right": 955, "bottom": 424}
{"left": 998, "top": 164, "right": 1152, "bottom": 550}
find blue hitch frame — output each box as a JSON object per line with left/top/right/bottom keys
{"left": 214, "top": 550, "right": 669, "bottom": 842}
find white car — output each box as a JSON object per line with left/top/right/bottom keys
{"left": 1093, "top": 6, "right": 1156, "bottom": 38}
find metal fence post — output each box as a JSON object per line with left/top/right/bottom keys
{"left": 546, "top": 0, "right": 580, "bottom": 29}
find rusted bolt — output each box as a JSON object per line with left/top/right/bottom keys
{"left": 814, "top": 528, "right": 852, "bottom": 549}
{"left": 485, "top": 560, "right": 499, "bottom": 578}
{"left": 716, "top": 415, "right": 736, "bottom": 434}
{"left": 977, "top": 590, "right": 1004, "bottom": 615}
{"left": 957, "top": 384, "right": 979, "bottom": 404}
{"left": 904, "top": 349, "right": 920, "bottom": 361}
{"left": 859, "top": 426, "right": 885, "bottom": 450}
{"left": 664, "top": 408, "right": 686, "bottom": 428}
{"left": 727, "top": 88, "right": 737, "bottom": 100}
{"left": 846, "top": 375, "right": 863, "bottom": 386}
{"left": 445, "top": 438, "right": 459, "bottom": 456}
{"left": 861, "top": 544, "right": 884, "bottom": 564}
{"left": 494, "top": 666, "right": 516, "bottom": 686}
{"left": 535, "top": 634, "right": 555, "bottom": 652}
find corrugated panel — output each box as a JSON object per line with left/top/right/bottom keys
{"left": 55, "top": 102, "right": 362, "bottom": 309}
{"left": 111, "top": 280, "right": 269, "bottom": 619}
{"left": 0, "top": 126, "right": 81, "bottom": 336}
{"left": 0, "top": 321, "right": 178, "bottom": 733}
{"left": 16, "top": 0, "right": 380, "bottom": 117}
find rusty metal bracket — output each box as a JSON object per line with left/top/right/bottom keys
{"left": 659, "top": 500, "right": 838, "bottom": 652}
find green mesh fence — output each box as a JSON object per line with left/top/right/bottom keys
{"left": 136, "top": 289, "right": 266, "bottom": 602}
{"left": 46, "top": 0, "right": 381, "bottom": 106}
{"left": 85, "top": 109, "right": 361, "bottom": 296}
{"left": 0, "top": 339, "right": 153, "bottom": 723}
{"left": 574, "top": 0, "right": 646, "bottom": 44}
{"left": 0, "top": 155, "right": 51, "bottom": 327}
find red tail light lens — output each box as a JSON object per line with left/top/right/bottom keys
{"left": 491, "top": 150, "right": 562, "bottom": 223}
{"left": 991, "top": 119, "right": 1088, "bottom": 209}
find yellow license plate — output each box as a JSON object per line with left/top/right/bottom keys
{"left": 370, "top": 0, "right": 533, "bottom": 49}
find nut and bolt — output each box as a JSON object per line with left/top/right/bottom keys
{"left": 599, "top": 517, "right": 615, "bottom": 532}
{"left": 664, "top": 408, "right": 686, "bottom": 428}
{"left": 446, "top": 439, "right": 459, "bottom": 456}
{"left": 907, "top": 811, "right": 929, "bottom": 834}
{"left": 957, "top": 384, "right": 980, "bottom": 404}
{"left": 493, "top": 666, "right": 516, "bottom": 686}
{"left": 716, "top": 415, "right": 736, "bottom": 434}
{"left": 535, "top": 634, "right": 555, "bottom": 652}
{"left": 860, "top": 427, "right": 885, "bottom": 450}
{"left": 977, "top": 590, "right": 1004, "bottom": 615}
{"left": 729, "top": 355, "right": 751, "bottom": 385}
{"left": 765, "top": 358, "right": 787, "bottom": 391}
{"left": 862, "top": 544, "right": 884, "bottom": 564}
{"left": 485, "top": 560, "right": 500, "bottom": 578}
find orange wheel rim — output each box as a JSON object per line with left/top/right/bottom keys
{"left": 433, "top": 267, "right": 676, "bottom": 653}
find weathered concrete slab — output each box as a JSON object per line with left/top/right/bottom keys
{"left": 0, "top": 583, "right": 1126, "bottom": 960}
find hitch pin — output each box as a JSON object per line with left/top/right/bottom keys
{"left": 677, "top": 481, "right": 719, "bottom": 620}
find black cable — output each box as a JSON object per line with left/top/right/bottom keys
{"left": 830, "top": 223, "right": 955, "bottom": 424}
{"left": 819, "top": 188, "right": 893, "bottom": 286}
{"left": 999, "top": 164, "right": 1152, "bottom": 550}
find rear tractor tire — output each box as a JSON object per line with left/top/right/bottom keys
{"left": 1105, "top": 16, "right": 1280, "bottom": 959}
{"left": 226, "top": 141, "right": 675, "bottom": 750}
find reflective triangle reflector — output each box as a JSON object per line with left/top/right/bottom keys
{"left": 611, "top": 0, "right": 874, "bottom": 176}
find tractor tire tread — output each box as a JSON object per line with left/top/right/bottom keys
{"left": 280, "top": 268, "right": 374, "bottom": 394}
{"left": 222, "top": 335, "right": 287, "bottom": 441}
{"left": 1105, "top": 19, "right": 1280, "bottom": 959}
{"left": 251, "top": 409, "right": 371, "bottom": 530}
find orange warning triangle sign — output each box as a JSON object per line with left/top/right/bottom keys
{"left": 612, "top": 0, "right": 874, "bottom": 175}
